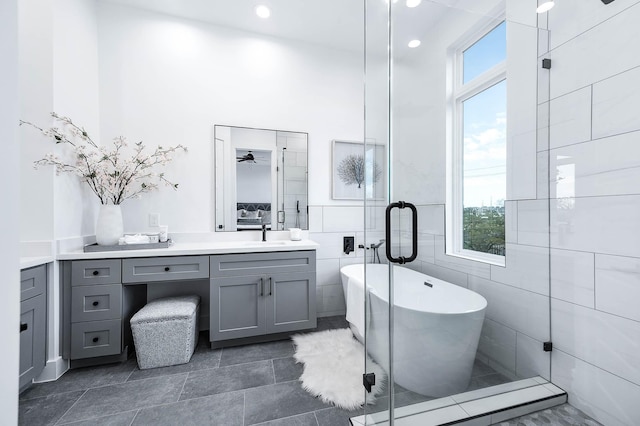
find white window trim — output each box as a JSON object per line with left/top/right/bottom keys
{"left": 446, "top": 19, "right": 507, "bottom": 267}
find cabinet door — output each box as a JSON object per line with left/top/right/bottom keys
{"left": 20, "top": 293, "right": 46, "bottom": 388}
{"left": 210, "top": 275, "right": 266, "bottom": 341}
{"left": 266, "top": 272, "right": 316, "bottom": 334}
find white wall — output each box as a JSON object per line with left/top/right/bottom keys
{"left": 545, "top": 1, "right": 640, "bottom": 424}
{"left": 19, "top": 0, "right": 55, "bottom": 241}
{"left": 1, "top": 0, "right": 21, "bottom": 422}
{"left": 53, "top": 0, "right": 101, "bottom": 239}
{"left": 97, "top": 2, "right": 365, "bottom": 233}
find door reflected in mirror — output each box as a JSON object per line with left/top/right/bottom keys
{"left": 214, "top": 125, "right": 308, "bottom": 232}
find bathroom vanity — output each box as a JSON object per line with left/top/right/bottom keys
{"left": 58, "top": 241, "right": 317, "bottom": 367}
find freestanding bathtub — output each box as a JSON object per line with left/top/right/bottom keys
{"left": 340, "top": 263, "right": 487, "bottom": 397}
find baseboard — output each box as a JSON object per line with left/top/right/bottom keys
{"left": 34, "top": 356, "right": 69, "bottom": 383}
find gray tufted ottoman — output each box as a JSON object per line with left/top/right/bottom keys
{"left": 130, "top": 295, "right": 200, "bottom": 369}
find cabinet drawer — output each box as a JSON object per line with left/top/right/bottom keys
{"left": 71, "top": 319, "right": 121, "bottom": 359}
{"left": 72, "top": 260, "right": 121, "bottom": 286}
{"left": 122, "top": 256, "right": 209, "bottom": 283}
{"left": 210, "top": 251, "right": 316, "bottom": 278}
{"left": 72, "top": 284, "right": 122, "bottom": 323}
{"left": 21, "top": 265, "right": 46, "bottom": 301}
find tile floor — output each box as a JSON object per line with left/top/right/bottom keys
{"left": 18, "top": 316, "right": 598, "bottom": 426}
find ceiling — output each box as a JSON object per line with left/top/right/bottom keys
{"left": 98, "top": 0, "right": 503, "bottom": 55}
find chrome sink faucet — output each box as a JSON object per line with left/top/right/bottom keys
{"left": 262, "top": 224, "right": 267, "bottom": 242}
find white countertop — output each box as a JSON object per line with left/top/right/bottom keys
{"left": 56, "top": 239, "right": 319, "bottom": 260}
{"left": 20, "top": 256, "right": 55, "bottom": 270}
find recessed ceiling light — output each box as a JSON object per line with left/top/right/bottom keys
{"left": 408, "top": 39, "right": 421, "bottom": 48}
{"left": 536, "top": 1, "right": 555, "bottom": 13}
{"left": 255, "top": 5, "right": 271, "bottom": 19}
{"left": 406, "top": 0, "right": 422, "bottom": 7}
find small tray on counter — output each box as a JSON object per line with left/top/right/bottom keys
{"left": 83, "top": 240, "right": 171, "bottom": 253}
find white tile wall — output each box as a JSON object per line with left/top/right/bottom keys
{"left": 477, "top": 318, "right": 517, "bottom": 374}
{"left": 549, "top": 131, "right": 640, "bottom": 198}
{"left": 516, "top": 199, "right": 549, "bottom": 247}
{"left": 595, "top": 254, "right": 640, "bottom": 322}
{"left": 516, "top": 333, "right": 550, "bottom": 381}
{"left": 550, "top": 195, "right": 640, "bottom": 258}
{"left": 551, "top": 298, "right": 640, "bottom": 386}
{"left": 552, "top": 349, "right": 640, "bottom": 426}
{"left": 469, "top": 276, "right": 549, "bottom": 344}
{"left": 548, "top": 1, "right": 640, "bottom": 99}
{"left": 549, "top": 86, "right": 592, "bottom": 149}
{"left": 550, "top": 248, "right": 595, "bottom": 308}
{"left": 592, "top": 65, "right": 640, "bottom": 139}
{"left": 490, "top": 243, "right": 549, "bottom": 296}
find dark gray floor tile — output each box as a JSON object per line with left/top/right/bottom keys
{"left": 180, "top": 360, "right": 274, "bottom": 400}
{"left": 59, "top": 410, "right": 138, "bottom": 426}
{"left": 470, "top": 359, "right": 496, "bottom": 377}
{"left": 314, "top": 407, "right": 362, "bottom": 426}
{"left": 127, "top": 345, "right": 221, "bottom": 382}
{"left": 219, "top": 340, "right": 295, "bottom": 366}
{"left": 20, "top": 359, "right": 137, "bottom": 400}
{"left": 312, "top": 317, "right": 336, "bottom": 332}
{"left": 273, "top": 357, "right": 303, "bottom": 383}
{"left": 253, "top": 412, "right": 319, "bottom": 426}
{"left": 466, "top": 372, "right": 511, "bottom": 391}
{"left": 244, "top": 381, "right": 331, "bottom": 425}
{"left": 394, "top": 390, "right": 433, "bottom": 408}
{"left": 18, "top": 390, "right": 84, "bottom": 426}
{"left": 57, "top": 374, "right": 187, "bottom": 424}
{"left": 132, "top": 391, "right": 244, "bottom": 426}
{"left": 327, "top": 316, "right": 349, "bottom": 330}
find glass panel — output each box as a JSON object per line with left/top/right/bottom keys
{"left": 362, "top": 1, "right": 552, "bottom": 424}
{"left": 463, "top": 21, "right": 507, "bottom": 84}
{"left": 462, "top": 80, "right": 506, "bottom": 255}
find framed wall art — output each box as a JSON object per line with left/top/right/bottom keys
{"left": 332, "top": 140, "right": 385, "bottom": 200}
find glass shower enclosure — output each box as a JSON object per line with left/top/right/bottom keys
{"left": 357, "top": 0, "right": 552, "bottom": 424}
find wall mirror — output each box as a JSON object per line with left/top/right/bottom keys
{"left": 214, "top": 125, "right": 308, "bottom": 232}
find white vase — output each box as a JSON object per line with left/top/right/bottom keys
{"left": 96, "top": 204, "right": 123, "bottom": 245}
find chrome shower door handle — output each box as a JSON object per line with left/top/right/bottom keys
{"left": 385, "top": 201, "right": 418, "bottom": 264}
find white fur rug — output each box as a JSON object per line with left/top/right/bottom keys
{"left": 292, "top": 328, "right": 387, "bottom": 410}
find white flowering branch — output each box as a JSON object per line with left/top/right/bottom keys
{"left": 20, "top": 112, "right": 187, "bottom": 205}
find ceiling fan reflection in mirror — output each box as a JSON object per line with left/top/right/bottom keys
{"left": 236, "top": 150, "right": 269, "bottom": 164}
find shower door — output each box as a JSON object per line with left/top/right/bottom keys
{"left": 360, "top": 0, "right": 552, "bottom": 424}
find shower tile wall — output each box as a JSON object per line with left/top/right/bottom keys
{"left": 309, "top": 205, "right": 385, "bottom": 317}
{"left": 544, "top": 1, "right": 640, "bottom": 424}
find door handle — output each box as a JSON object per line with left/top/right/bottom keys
{"left": 385, "top": 201, "right": 418, "bottom": 264}
{"left": 260, "top": 277, "right": 264, "bottom": 296}
{"left": 268, "top": 277, "right": 272, "bottom": 296}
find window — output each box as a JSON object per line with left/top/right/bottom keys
{"left": 447, "top": 21, "right": 507, "bottom": 265}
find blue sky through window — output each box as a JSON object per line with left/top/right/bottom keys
{"left": 463, "top": 21, "right": 506, "bottom": 84}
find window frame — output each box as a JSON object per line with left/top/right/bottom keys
{"left": 446, "top": 19, "right": 507, "bottom": 267}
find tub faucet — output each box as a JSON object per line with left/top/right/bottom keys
{"left": 370, "top": 239, "right": 385, "bottom": 263}
{"left": 370, "top": 239, "right": 385, "bottom": 250}
{"left": 262, "top": 224, "right": 267, "bottom": 242}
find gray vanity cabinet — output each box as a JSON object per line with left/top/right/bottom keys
{"left": 20, "top": 265, "right": 47, "bottom": 389}
{"left": 210, "top": 251, "right": 316, "bottom": 344}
